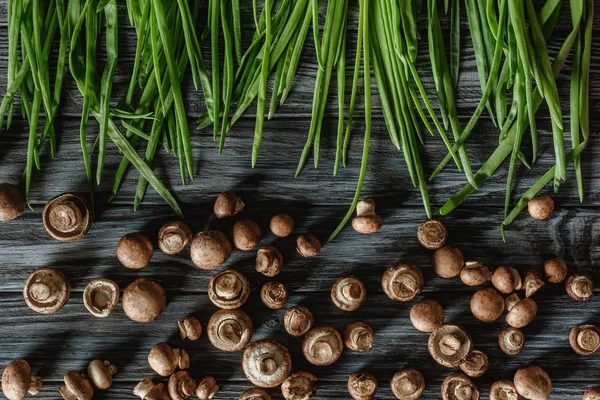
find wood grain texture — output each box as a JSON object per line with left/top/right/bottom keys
{"left": 0, "top": 1, "right": 599, "bottom": 399}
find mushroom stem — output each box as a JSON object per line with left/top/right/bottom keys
{"left": 133, "top": 379, "right": 155, "bottom": 399}
{"left": 28, "top": 376, "right": 43, "bottom": 395}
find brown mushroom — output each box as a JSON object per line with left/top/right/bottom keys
{"left": 158, "top": 221, "right": 192, "bottom": 255}
{"left": 178, "top": 316, "right": 203, "bottom": 341}
{"left": 528, "top": 195, "right": 554, "bottom": 220}
{"left": 133, "top": 378, "right": 170, "bottom": 400}
{"left": 0, "top": 183, "right": 25, "bottom": 222}
{"left": 23, "top": 267, "right": 71, "bottom": 314}
{"left": 207, "top": 309, "right": 253, "bottom": 351}
{"left": 58, "top": 371, "right": 94, "bottom": 400}
{"left": 460, "top": 261, "right": 490, "bottom": 286}
{"left": 344, "top": 322, "right": 374, "bottom": 352}
{"left": 513, "top": 366, "right": 552, "bottom": 400}
{"left": 232, "top": 219, "right": 262, "bottom": 251}
{"left": 410, "top": 299, "right": 445, "bottom": 333}
{"left": 441, "top": 373, "right": 479, "bottom": 400}
{"left": 459, "top": 350, "right": 488, "bottom": 378}
{"left": 256, "top": 246, "right": 283, "bottom": 277}
{"left": 261, "top": 281, "right": 288, "bottom": 309}
{"left": 270, "top": 213, "right": 295, "bottom": 237}
{"left": 281, "top": 371, "right": 317, "bottom": 400}
{"left": 238, "top": 388, "right": 272, "bottom": 400}
{"left": 284, "top": 306, "right": 314, "bottom": 337}
{"left": 196, "top": 377, "right": 219, "bottom": 400}
{"left": 505, "top": 294, "right": 537, "bottom": 328}
{"left": 87, "top": 360, "right": 116, "bottom": 390}
{"left": 208, "top": 269, "right": 250, "bottom": 309}
{"left": 523, "top": 269, "right": 545, "bottom": 298}
{"left": 147, "top": 343, "right": 190, "bottom": 377}
{"left": 348, "top": 372, "right": 378, "bottom": 400}
{"left": 42, "top": 193, "right": 91, "bottom": 241}
{"left": 583, "top": 386, "right": 600, "bottom": 400}
{"left": 433, "top": 245, "right": 464, "bottom": 278}
{"left": 302, "top": 326, "right": 343, "bottom": 366}
{"left": 168, "top": 371, "right": 197, "bottom": 400}
{"left": 417, "top": 219, "right": 448, "bottom": 250}
{"left": 296, "top": 234, "right": 321, "bottom": 257}
{"left": 390, "top": 368, "right": 425, "bottom": 400}
{"left": 122, "top": 279, "right": 166, "bottom": 323}
{"left": 116, "top": 233, "right": 153, "bottom": 270}
{"left": 566, "top": 274, "right": 594, "bottom": 301}
{"left": 492, "top": 266, "right": 522, "bottom": 294}
{"left": 214, "top": 192, "right": 245, "bottom": 218}
{"left": 331, "top": 276, "right": 367, "bottom": 311}
{"left": 382, "top": 264, "right": 424, "bottom": 302}
{"left": 569, "top": 324, "right": 600, "bottom": 356}
{"left": 498, "top": 327, "right": 525, "bottom": 356}
{"left": 470, "top": 288, "right": 504, "bottom": 323}
{"left": 83, "top": 278, "right": 119, "bottom": 318}
{"left": 1, "top": 360, "right": 43, "bottom": 400}
{"left": 352, "top": 199, "right": 383, "bottom": 234}
{"left": 242, "top": 339, "right": 292, "bottom": 388}
{"left": 543, "top": 258, "right": 567, "bottom": 283}
{"left": 428, "top": 324, "right": 473, "bottom": 368}
{"left": 489, "top": 380, "right": 519, "bottom": 400}
{"left": 190, "top": 230, "right": 233, "bottom": 270}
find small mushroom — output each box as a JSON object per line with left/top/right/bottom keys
{"left": 281, "top": 371, "right": 317, "bottom": 400}
{"left": 505, "top": 294, "right": 537, "bottom": 328}
{"left": 196, "top": 377, "right": 219, "bottom": 400}
{"left": 513, "top": 366, "right": 552, "bottom": 400}
{"left": 42, "top": 193, "right": 91, "bottom": 241}
{"left": 460, "top": 261, "right": 490, "bottom": 287}
{"left": 261, "top": 281, "right": 288, "bottom": 309}
{"left": 87, "top": 360, "right": 116, "bottom": 390}
{"left": 331, "top": 276, "right": 367, "bottom": 311}
{"left": 459, "top": 350, "right": 488, "bottom": 378}
{"left": 523, "top": 269, "right": 545, "bottom": 298}
{"left": 214, "top": 191, "right": 245, "bottom": 218}
{"left": 410, "top": 299, "right": 445, "bottom": 333}
{"left": 0, "top": 183, "right": 25, "bottom": 222}
{"left": 381, "top": 264, "right": 423, "bottom": 302}
{"left": 190, "top": 230, "right": 233, "bottom": 270}
{"left": 116, "top": 233, "right": 153, "bottom": 270}
{"left": 489, "top": 380, "right": 519, "bottom": 400}
{"left": 390, "top": 368, "right": 425, "bottom": 400}
{"left": 147, "top": 343, "right": 190, "bottom": 377}
{"left": 498, "top": 327, "right": 525, "bottom": 356}
{"left": 23, "top": 267, "right": 70, "bottom": 314}
{"left": 208, "top": 269, "right": 250, "bottom": 309}
{"left": 58, "top": 371, "right": 94, "bottom": 400}
{"left": 352, "top": 199, "right": 383, "bottom": 234}
{"left": 302, "top": 326, "right": 343, "bottom": 366}
{"left": 256, "top": 246, "right": 283, "bottom": 277}
{"left": 158, "top": 221, "right": 192, "bottom": 255}
{"left": 83, "top": 278, "right": 119, "bottom": 318}
{"left": 566, "top": 274, "right": 594, "bottom": 301}
{"left": 178, "top": 316, "right": 203, "bottom": 341}
{"left": 492, "top": 266, "right": 522, "bottom": 294}
{"left": 348, "top": 372, "right": 378, "bottom": 400}
{"left": 569, "top": 324, "right": 600, "bottom": 356}
{"left": 343, "top": 322, "right": 374, "bottom": 352}
{"left": 284, "top": 306, "right": 314, "bottom": 337}
{"left": 238, "top": 388, "right": 272, "bottom": 400}
{"left": 168, "top": 371, "right": 197, "bottom": 400}
{"left": 270, "top": 213, "right": 295, "bottom": 237}
{"left": 470, "top": 288, "right": 504, "bottom": 323}
{"left": 1, "top": 360, "right": 43, "bottom": 400}
{"left": 583, "top": 386, "right": 600, "bottom": 400}
{"left": 528, "top": 195, "right": 554, "bottom": 220}
{"left": 133, "top": 378, "right": 170, "bottom": 400}
{"left": 242, "top": 339, "right": 292, "bottom": 388}
{"left": 296, "top": 234, "right": 321, "bottom": 257}
{"left": 428, "top": 324, "right": 473, "bottom": 368}
{"left": 207, "top": 309, "right": 253, "bottom": 351}
{"left": 232, "top": 219, "right": 262, "bottom": 251}
{"left": 122, "top": 279, "right": 166, "bottom": 323}
{"left": 417, "top": 219, "right": 448, "bottom": 250}
{"left": 441, "top": 373, "right": 479, "bottom": 400}
{"left": 543, "top": 258, "right": 567, "bottom": 283}
{"left": 433, "top": 245, "right": 464, "bottom": 278}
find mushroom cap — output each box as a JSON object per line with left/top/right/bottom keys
{"left": 417, "top": 219, "right": 448, "bottom": 250}
{"left": 242, "top": 339, "right": 292, "bottom": 388}
{"left": 23, "top": 267, "right": 71, "bottom": 314}
{"left": 583, "top": 386, "right": 600, "bottom": 400}
{"left": 168, "top": 371, "right": 197, "bottom": 400}
{"left": 460, "top": 262, "right": 490, "bottom": 287}
{"left": 506, "top": 297, "right": 537, "bottom": 328}
{"left": 390, "top": 368, "right": 425, "bottom": 400}
{"left": 331, "top": 276, "right": 367, "bottom": 311}
{"left": 348, "top": 372, "right": 378, "bottom": 400}
{"left": 232, "top": 219, "right": 262, "bottom": 251}
{"left": 196, "top": 376, "right": 219, "bottom": 400}
{"left": 284, "top": 306, "right": 314, "bottom": 337}
{"left": 133, "top": 379, "right": 170, "bottom": 400}
{"left": 270, "top": 214, "right": 295, "bottom": 238}
{"left": 116, "top": 233, "right": 154, "bottom": 269}
{"left": 528, "top": 195, "right": 554, "bottom": 220}
{"left": 459, "top": 350, "right": 488, "bottom": 378}
{"left": 214, "top": 192, "right": 245, "bottom": 218}
{"left": 61, "top": 370, "right": 94, "bottom": 400}
{"left": 208, "top": 269, "right": 250, "bottom": 309}
{"left": 207, "top": 309, "right": 253, "bottom": 351}
{"left": 2, "top": 360, "right": 38, "bottom": 400}
{"left": 260, "top": 281, "right": 288, "bottom": 310}
{"left": 382, "top": 264, "right": 423, "bottom": 302}
{"left": 302, "top": 326, "right": 343, "bottom": 366}
{"left": 148, "top": 343, "right": 189, "bottom": 377}
{"left": 441, "top": 372, "right": 480, "bottom": 400}
{"left": 543, "top": 258, "right": 567, "bottom": 283}
{"left": 178, "top": 317, "right": 203, "bottom": 341}
{"left": 87, "top": 360, "right": 116, "bottom": 390}
{"left": 433, "top": 246, "right": 464, "bottom": 278}
{"left": 513, "top": 366, "right": 552, "bottom": 400}
{"left": 491, "top": 266, "right": 522, "bottom": 294}
{"left": 256, "top": 246, "right": 284, "bottom": 277}
{"left": 42, "top": 193, "right": 91, "bottom": 241}
{"left": 569, "top": 324, "right": 600, "bottom": 356}
{"left": 296, "top": 234, "right": 321, "bottom": 257}
{"left": 83, "top": 278, "right": 120, "bottom": 318}
{"left": 523, "top": 269, "right": 545, "bottom": 298}
{"left": 470, "top": 288, "right": 504, "bottom": 322}
{"left": 238, "top": 388, "right": 272, "bottom": 400}
{"left": 566, "top": 274, "right": 594, "bottom": 301}
{"left": 0, "top": 183, "right": 25, "bottom": 222}
{"left": 428, "top": 324, "right": 473, "bottom": 368}
{"left": 489, "top": 380, "right": 519, "bottom": 400}
{"left": 281, "top": 371, "right": 317, "bottom": 400}
{"left": 122, "top": 279, "right": 166, "bottom": 323}
{"left": 158, "top": 221, "right": 192, "bottom": 255}
{"left": 498, "top": 327, "right": 525, "bottom": 356}
{"left": 343, "top": 322, "right": 374, "bottom": 352}
{"left": 410, "top": 299, "right": 445, "bottom": 333}
{"left": 352, "top": 200, "right": 383, "bottom": 234}
{"left": 190, "top": 230, "right": 233, "bottom": 270}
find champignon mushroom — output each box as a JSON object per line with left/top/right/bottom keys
{"left": 122, "top": 279, "right": 166, "bottom": 323}
{"left": 390, "top": 368, "right": 425, "bottom": 400}
{"left": 178, "top": 316, "right": 203, "bottom": 341}
{"left": 87, "top": 360, "right": 116, "bottom": 390}
{"left": 238, "top": 388, "right": 272, "bottom": 400}
{"left": 492, "top": 266, "right": 522, "bottom": 294}
{"left": 505, "top": 294, "right": 537, "bottom": 328}
{"left": 569, "top": 324, "right": 600, "bottom": 356}
{"left": 513, "top": 366, "right": 552, "bottom": 400}
{"left": 1, "top": 360, "right": 43, "bottom": 400}
{"left": 382, "top": 264, "right": 423, "bottom": 302}
{"left": 83, "top": 278, "right": 119, "bottom": 318}
{"left": 343, "top": 322, "right": 374, "bottom": 352}
{"left": 214, "top": 192, "right": 245, "bottom": 218}
{"left": 583, "top": 386, "right": 600, "bottom": 400}
{"left": 42, "top": 193, "right": 92, "bottom": 241}
{"left": 190, "top": 230, "right": 233, "bottom": 270}
{"left": 196, "top": 377, "right": 219, "bottom": 400}
{"left": 489, "top": 380, "right": 519, "bottom": 400}
{"left": 116, "top": 232, "right": 153, "bottom": 270}
{"left": 232, "top": 219, "right": 262, "bottom": 251}
{"left": 566, "top": 274, "right": 594, "bottom": 301}
{"left": 460, "top": 261, "right": 490, "bottom": 287}
{"left": 0, "top": 183, "right": 25, "bottom": 222}
{"left": 543, "top": 258, "right": 567, "bottom": 283}
{"left": 523, "top": 269, "right": 545, "bottom": 298}
{"left": 284, "top": 306, "right": 314, "bottom": 337}
{"left": 410, "top": 299, "right": 445, "bottom": 333}
{"left": 133, "top": 378, "right": 170, "bottom": 400}
{"left": 433, "top": 245, "right": 464, "bottom": 278}
{"left": 256, "top": 246, "right": 283, "bottom": 277}
{"left": 58, "top": 371, "right": 94, "bottom": 400}
{"left": 498, "top": 327, "right": 525, "bottom": 356}
{"left": 208, "top": 269, "right": 250, "bottom": 309}
{"left": 168, "top": 371, "right": 197, "bottom": 400}
{"left": 147, "top": 343, "right": 190, "bottom": 377}
{"left": 261, "top": 281, "right": 288, "bottom": 309}
{"left": 242, "top": 339, "right": 292, "bottom": 388}
{"left": 158, "top": 221, "right": 192, "bottom": 255}
{"left": 302, "top": 326, "right": 343, "bottom": 366}
{"left": 331, "top": 276, "right": 367, "bottom": 311}
{"left": 296, "top": 234, "right": 321, "bottom": 257}
{"left": 470, "top": 288, "right": 504, "bottom": 323}
{"left": 417, "top": 219, "right": 448, "bottom": 250}
{"left": 459, "top": 350, "right": 488, "bottom": 378}
{"left": 281, "top": 371, "right": 317, "bottom": 400}
{"left": 207, "top": 309, "right": 253, "bottom": 351}
{"left": 528, "top": 195, "right": 554, "bottom": 220}
{"left": 348, "top": 372, "right": 378, "bottom": 400}
{"left": 428, "top": 324, "right": 473, "bottom": 368}
{"left": 270, "top": 214, "right": 295, "bottom": 237}
{"left": 352, "top": 199, "right": 383, "bottom": 234}
{"left": 23, "top": 267, "right": 70, "bottom": 314}
{"left": 441, "top": 372, "right": 480, "bottom": 400}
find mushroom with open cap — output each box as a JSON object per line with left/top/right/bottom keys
{"left": 523, "top": 269, "right": 545, "bottom": 298}
{"left": 1, "top": 360, "right": 43, "bottom": 400}
{"left": 190, "top": 230, "right": 233, "bottom": 270}
{"left": 281, "top": 371, "right": 317, "bottom": 400}
{"left": 460, "top": 261, "right": 490, "bottom": 287}
{"left": 23, "top": 267, "right": 71, "bottom": 314}
{"left": 505, "top": 294, "right": 537, "bottom": 328}
{"left": 543, "top": 258, "right": 567, "bottom": 283}
{"left": 352, "top": 199, "right": 383, "bottom": 234}
{"left": 58, "top": 371, "right": 94, "bottom": 400}
{"left": 284, "top": 306, "right": 314, "bottom": 337}
{"left": 207, "top": 309, "right": 253, "bottom": 351}
{"left": 42, "top": 193, "right": 91, "bottom": 241}
{"left": 196, "top": 377, "right": 219, "bottom": 400}
{"left": 441, "top": 373, "right": 480, "bottom": 400}
{"left": 348, "top": 372, "right": 377, "bottom": 400}
{"left": 256, "top": 246, "right": 283, "bottom": 277}
{"left": 238, "top": 388, "right": 272, "bottom": 400}
{"left": 233, "top": 219, "right": 262, "bottom": 251}
{"left": 459, "top": 350, "right": 488, "bottom": 378}
{"left": 87, "top": 360, "right": 116, "bottom": 390}
{"left": 390, "top": 368, "right": 425, "bottom": 400}
{"left": 158, "top": 221, "right": 192, "bottom": 255}
{"left": 433, "top": 245, "right": 464, "bottom": 278}
{"left": 168, "top": 371, "right": 197, "bottom": 400}
{"left": 498, "top": 327, "right": 525, "bottom": 356}
{"left": 344, "top": 322, "right": 374, "bottom": 352}
{"left": 302, "top": 326, "right": 343, "bottom": 366}
{"left": 147, "top": 343, "right": 190, "bottom": 377}
{"left": 242, "top": 339, "right": 292, "bottom": 388}
{"left": 417, "top": 219, "right": 448, "bottom": 250}
{"left": 566, "top": 274, "right": 594, "bottom": 301}
{"left": 270, "top": 213, "right": 294, "bottom": 237}
{"left": 428, "top": 324, "right": 473, "bottom": 368}
{"left": 382, "top": 264, "right": 423, "bottom": 302}
{"left": 0, "top": 183, "right": 25, "bottom": 222}
{"left": 214, "top": 191, "right": 245, "bottom": 218}
{"left": 513, "top": 365, "right": 552, "bottom": 400}
{"left": 331, "top": 276, "right": 367, "bottom": 311}
{"left": 83, "top": 278, "right": 119, "bottom": 318}
{"left": 261, "top": 281, "right": 288, "bottom": 309}
{"left": 583, "top": 386, "right": 600, "bottom": 400}
{"left": 116, "top": 232, "right": 153, "bottom": 269}
{"left": 296, "top": 234, "right": 321, "bottom": 257}
{"left": 122, "top": 278, "right": 166, "bottom": 323}
{"left": 528, "top": 195, "right": 554, "bottom": 220}
{"left": 489, "top": 380, "right": 519, "bottom": 400}
{"left": 410, "top": 299, "right": 445, "bottom": 333}
{"left": 178, "top": 316, "right": 202, "bottom": 341}
{"left": 569, "top": 324, "right": 600, "bottom": 356}
{"left": 133, "top": 378, "right": 170, "bottom": 400}
{"left": 492, "top": 266, "right": 522, "bottom": 294}
{"left": 208, "top": 269, "right": 250, "bottom": 309}
{"left": 470, "top": 288, "right": 504, "bottom": 323}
